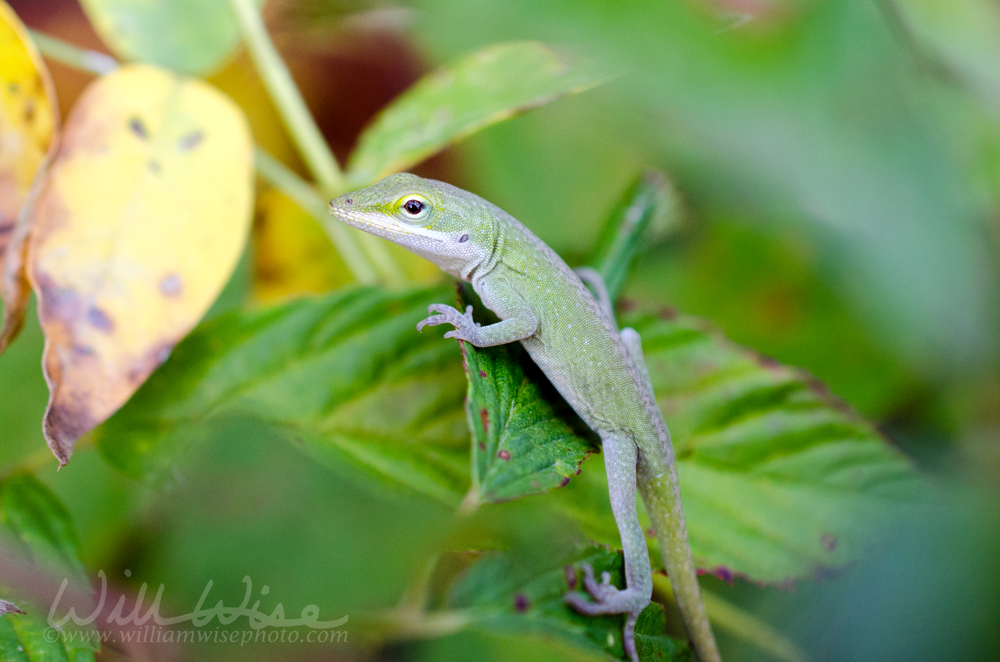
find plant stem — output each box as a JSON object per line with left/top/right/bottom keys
{"left": 28, "top": 29, "right": 118, "bottom": 75}
{"left": 228, "top": 0, "right": 345, "bottom": 194}
{"left": 230, "top": 0, "right": 408, "bottom": 286}
{"left": 357, "top": 234, "right": 409, "bottom": 287}
{"left": 360, "top": 609, "right": 470, "bottom": 642}
{"left": 255, "top": 148, "right": 379, "bottom": 285}
{"left": 653, "top": 575, "right": 809, "bottom": 662}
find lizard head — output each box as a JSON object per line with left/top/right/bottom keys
{"left": 329, "top": 173, "right": 496, "bottom": 278}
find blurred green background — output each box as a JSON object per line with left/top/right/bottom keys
{"left": 2, "top": 0, "right": 999, "bottom": 660}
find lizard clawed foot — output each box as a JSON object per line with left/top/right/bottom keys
{"left": 565, "top": 563, "right": 647, "bottom": 662}
{"left": 416, "top": 304, "right": 481, "bottom": 342}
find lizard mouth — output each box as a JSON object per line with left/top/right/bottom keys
{"left": 328, "top": 205, "right": 443, "bottom": 244}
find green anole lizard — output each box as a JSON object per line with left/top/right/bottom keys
{"left": 330, "top": 173, "right": 720, "bottom": 662}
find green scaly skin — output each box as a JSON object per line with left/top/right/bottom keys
{"left": 330, "top": 173, "right": 720, "bottom": 662}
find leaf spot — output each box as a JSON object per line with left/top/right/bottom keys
{"left": 701, "top": 566, "right": 735, "bottom": 585}
{"left": 564, "top": 565, "right": 577, "bottom": 590}
{"left": 159, "top": 273, "right": 183, "bottom": 297}
{"left": 513, "top": 593, "right": 529, "bottom": 612}
{"left": 821, "top": 533, "right": 837, "bottom": 551}
{"left": 480, "top": 407, "right": 489, "bottom": 434}
{"left": 86, "top": 307, "right": 115, "bottom": 333}
{"left": 479, "top": 370, "right": 487, "bottom": 378}
{"left": 558, "top": 476, "right": 570, "bottom": 488}
{"left": 129, "top": 117, "right": 148, "bottom": 139}
{"left": 498, "top": 449, "right": 510, "bottom": 460}
{"left": 657, "top": 306, "right": 678, "bottom": 320}
{"left": 178, "top": 130, "right": 204, "bottom": 151}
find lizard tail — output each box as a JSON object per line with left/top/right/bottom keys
{"left": 622, "top": 327, "right": 721, "bottom": 662}
{"left": 638, "top": 456, "right": 721, "bottom": 662}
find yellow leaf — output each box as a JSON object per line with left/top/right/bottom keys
{"left": 0, "top": 0, "right": 58, "bottom": 354}
{"left": 252, "top": 187, "right": 351, "bottom": 303}
{"left": 27, "top": 64, "right": 253, "bottom": 464}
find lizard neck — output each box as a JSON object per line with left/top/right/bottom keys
{"left": 465, "top": 212, "right": 504, "bottom": 285}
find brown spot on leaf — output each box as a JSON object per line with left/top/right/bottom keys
{"left": 700, "top": 566, "right": 735, "bottom": 585}
{"left": 479, "top": 370, "right": 487, "bottom": 378}
{"left": 38, "top": 278, "right": 82, "bottom": 323}
{"left": 565, "top": 566, "right": 577, "bottom": 590}
{"left": 159, "top": 273, "right": 183, "bottom": 297}
{"left": 478, "top": 442, "right": 486, "bottom": 451}
{"left": 86, "top": 307, "right": 114, "bottom": 333}
{"left": 821, "top": 533, "right": 837, "bottom": 551}
{"left": 558, "top": 477, "right": 571, "bottom": 488}
{"left": 657, "top": 306, "right": 678, "bottom": 320}
{"left": 513, "top": 593, "right": 529, "bottom": 612}
{"left": 480, "top": 407, "right": 489, "bottom": 434}
{"left": 129, "top": 117, "right": 148, "bottom": 139}
{"left": 497, "top": 449, "right": 510, "bottom": 460}
{"left": 178, "top": 130, "right": 204, "bottom": 151}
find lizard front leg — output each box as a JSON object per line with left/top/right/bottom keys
{"left": 417, "top": 282, "right": 538, "bottom": 347}
{"left": 566, "top": 431, "right": 652, "bottom": 662}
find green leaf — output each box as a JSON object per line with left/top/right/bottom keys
{"left": 460, "top": 289, "right": 597, "bottom": 508}
{"left": 78, "top": 0, "right": 264, "bottom": 75}
{"left": 0, "top": 602, "right": 96, "bottom": 662}
{"left": 892, "top": 0, "right": 1000, "bottom": 110}
{"left": 552, "top": 310, "right": 924, "bottom": 583}
{"left": 0, "top": 474, "right": 96, "bottom": 662}
{"left": 346, "top": 42, "right": 611, "bottom": 186}
{"left": 449, "top": 545, "right": 691, "bottom": 662}
{"left": 93, "top": 279, "right": 921, "bottom": 584}
{"left": 95, "top": 286, "right": 472, "bottom": 504}
{"left": 589, "top": 170, "right": 682, "bottom": 301}
{"left": 0, "top": 473, "right": 88, "bottom": 585}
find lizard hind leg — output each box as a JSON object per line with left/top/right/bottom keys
{"left": 565, "top": 432, "right": 652, "bottom": 662}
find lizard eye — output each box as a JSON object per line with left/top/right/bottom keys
{"left": 397, "top": 194, "right": 431, "bottom": 222}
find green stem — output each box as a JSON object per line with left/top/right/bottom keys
{"left": 255, "top": 148, "right": 379, "bottom": 285}
{"left": 357, "top": 234, "right": 409, "bottom": 288}
{"left": 653, "top": 575, "right": 808, "bottom": 662}
{"left": 360, "top": 609, "right": 470, "bottom": 642}
{"left": 28, "top": 29, "right": 118, "bottom": 75}
{"left": 230, "top": 1, "right": 408, "bottom": 287}
{"left": 228, "top": 0, "right": 345, "bottom": 194}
